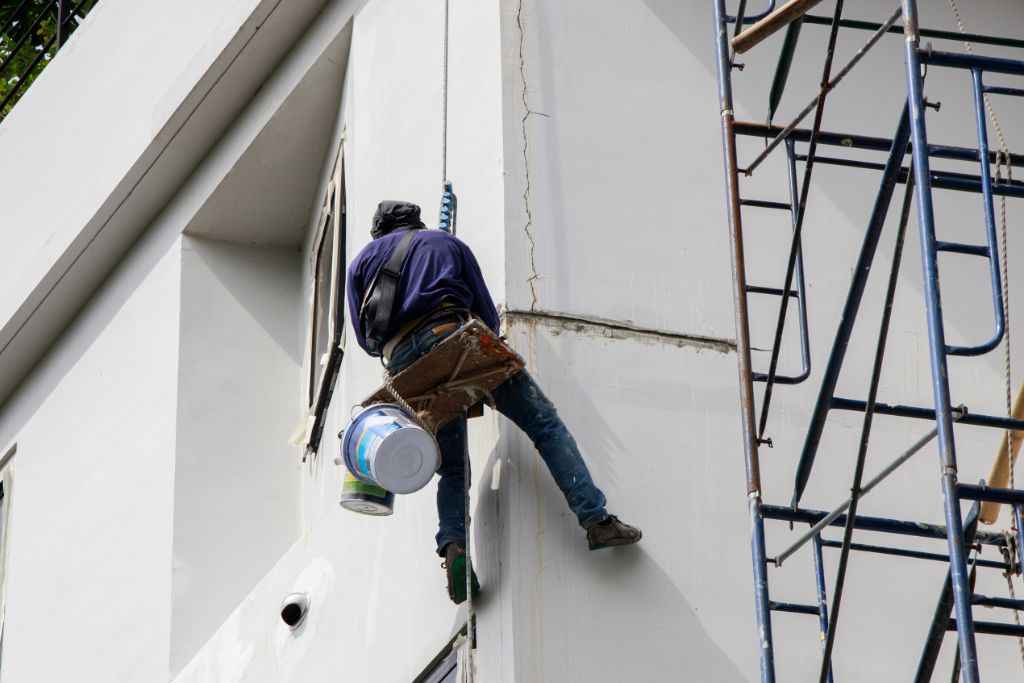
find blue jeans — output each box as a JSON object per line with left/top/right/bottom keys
{"left": 388, "top": 316, "right": 609, "bottom": 555}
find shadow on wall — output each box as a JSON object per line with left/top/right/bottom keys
{"left": 472, "top": 483, "right": 748, "bottom": 682}
{"left": 470, "top": 439, "right": 746, "bottom": 681}
{"left": 584, "top": 546, "right": 748, "bottom": 681}
{"left": 456, "top": 320, "right": 747, "bottom": 680}
{"left": 187, "top": 236, "right": 304, "bottom": 365}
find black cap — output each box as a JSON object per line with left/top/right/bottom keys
{"left": 371, "top": 200, "right": 426, "bottom": 238}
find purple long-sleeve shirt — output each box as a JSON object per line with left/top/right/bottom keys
{"left": 346, "top": 229, "right": 500, "bottom": 354}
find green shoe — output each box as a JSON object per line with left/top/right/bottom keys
{"left": 443, "top": 543, "right": 481, "bottom": 605}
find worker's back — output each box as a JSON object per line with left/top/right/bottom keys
{"left": 347, "top": 227, "right": 499, "bottom": 354}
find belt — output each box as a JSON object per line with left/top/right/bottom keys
{"left": 382, "top": 306, "right": 471, "bottom": 362}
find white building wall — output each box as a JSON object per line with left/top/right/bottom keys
{"left": 172, "top": 237, "right": 304, "bottom": 673}
{"left": 0, "top": 0, "right": 336, "bottom": 406}
{"left": 0, "top": 0, "right": 361, "bottom": 677}
{"left": 3, "top": 0, "right": 1024, "bottom": 681}
{"left": 494, "top": 0, "right": 1024, "bottom": 680}
{"left": 0, "top": 239, "right": 182, "bottom": 682}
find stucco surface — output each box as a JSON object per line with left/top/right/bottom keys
{"left": 0, "top": 241, "right": 181, "bottom": 682}
{"left": 172, "top": 237, "right": 304, "bottom": 673}
{"left": 4, "top": 0, "right": 1024, "bottom": 680}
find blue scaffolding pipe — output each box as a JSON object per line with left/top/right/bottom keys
{"left": 733, "top": 120, "right": 1024, "bottom": 167}
{"left": 945, "top": 67, "right": 1005, "bottom": 359}
{"left": 831, "top": 397, "right": 1024, "bottom": 432}
{"left": 1015, "top": 506, "right": 1024, "bottom": 563}
{"left": 971, "top": 594, "right": 1024, "bottom": 611}
{"left": 923, "top": 49, "right": 1024, "bottom": 77}
{"left": 775, "top": 426, "right": 938, "bottom": 567}
{"left": 948, "top": 619, "right": 1024, "bottom": 638}
{"left": 749, "top": 140, "right": 812, "bottom": 386}
{"left": 984, "top": 85, "right": 1024, "bottom": 98}
{"left": 958, "top": 483, "right": 1024, "bottom": 506}
{"left": 901, "top": 0, "right": 979, "bottom": 675}
{"left": 769, "top": 601, "right": 819, "bottom": 615}
{"left": 915, "top": 502, "right": 981, "bottom": 682}
{"left": 761, "top": 504, "right": 1007, "bottom": 546}
{"left": 713, "top": 0, "right": 1024, "bottom": 675}
{"left": 725, "top": 0, "right": 776, "bottom": 24}
{"left": 790, "top": 105, "right": 911, "bottom": 507}
{"left": 811, "top": 535, "right": 834, "bottom": 683}
{"left": 788, "top": 154, "right": 1024, "bottom": 198}
{"left": 713, "top": 0, "right": 775, "bottom": 678}
{"left": 754, "top": 0, "right": 845, "bottom": 453}
{"left": 818, "top": 539, "right": 1010, "bottom": 571}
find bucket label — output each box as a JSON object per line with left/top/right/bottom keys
{"left": 342, "top": 479, "right": 390, "bottom": 498}
{"left": 356, "top": 420, "right": 402, "bottom": 476}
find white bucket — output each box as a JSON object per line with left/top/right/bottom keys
{"left": 341, "top": 404, "right": 439, "bottom": 494}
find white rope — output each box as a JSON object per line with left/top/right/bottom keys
{"left": 442, "top": 0, "right": 450, "bottom": 186}
{"left": 383, "top": 373, "right": 434, "bottom": 432}
{"left": 440, "top": 1, "right": 474, "bottom": 674}
{"left": 947, "top": 0, "right": 1024, "bottom": 669}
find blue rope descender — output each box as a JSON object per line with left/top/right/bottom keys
{"left": 438, "top": 182, "right": 457, "bottom": 234}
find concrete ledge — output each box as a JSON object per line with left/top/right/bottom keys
{"left": 0, "top": 0, "right": 331, "bottom": 406}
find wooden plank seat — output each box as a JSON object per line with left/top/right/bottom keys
{"left": 362, "top": 319, "right": 525, "bottom": 433}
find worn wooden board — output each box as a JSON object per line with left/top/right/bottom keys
{"left": 362, "top": 319, "right": 525, "bottom": 432}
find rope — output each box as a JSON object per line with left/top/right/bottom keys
{"left": 439, "top": 3, "right": 474, "bottom": 676}
{"left": 441, "top": 0, "right": 450, "bottom": 186}
{"left": 947, "top": 0, "right": 1024, "bottom": 671}
{"left": 383, "top": 373, "right": 431, "bottom": 430}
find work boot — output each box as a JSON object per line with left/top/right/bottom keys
{"left": 442, "top": 542, "right": 480, "bottom": 605}
{"left": 586, "top": 515, "right": 642, "bottom": 551}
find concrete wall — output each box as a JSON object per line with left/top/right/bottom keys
{"left": 0, "top": 238, "right": 181, "bottom": 682}
{"left": 492, "top": 0, "right": 1024, "bottom": 680}
{"left": 0, "top": 0, "right": 362, "bottom": 678}
{"left": 0, "top": 0, "right": 334, "bottom": 407}
{"left": 172, "top": 237, "right": 304, "bottom": 673}
{"left": 176, "top": 0, "right": 508, "bottom": 679}
{"left": 4, "top": 0, "right": 1024, "bottom": 680}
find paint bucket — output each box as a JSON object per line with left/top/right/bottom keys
{"left": 341, "top": 403, "right": 439, "bottom": 494}
{"left": 339, "top": 472, "right": 394, "bottom": 516}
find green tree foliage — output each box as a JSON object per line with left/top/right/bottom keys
{"left": 0, "top": 0, "right": 96, "bottom": 119}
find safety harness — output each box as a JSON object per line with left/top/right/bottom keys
{"left": 359, "top": 227, "right": 423, "bottom": 357}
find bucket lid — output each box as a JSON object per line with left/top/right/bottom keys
{"left": 340, "top": 494, "right": 394, "bottom": 516}
{"left": 373, "top": 427, "right": 439, "bottom": 494}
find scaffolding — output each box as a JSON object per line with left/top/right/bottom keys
{"left": 713, "top": 1, "right": 1024, "bottom": 680}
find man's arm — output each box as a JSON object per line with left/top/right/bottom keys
{"left": 346, "top": 255, "right": 370, "bottom": 353}
{"left": 457, "top": 238, "right": 501, "bottom": 333}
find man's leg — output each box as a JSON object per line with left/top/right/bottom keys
{"left": 491, "top": 370, "right": 609, "bottom": 529}
{"left": 434, "top": 414, "right": 480, "bottom": 603}
{"left": 434, "top": 415, "right": 469, "bottom": 555}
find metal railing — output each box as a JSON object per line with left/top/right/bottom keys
{"left": 0, "top": 0, "right": 99, "bottom": 122}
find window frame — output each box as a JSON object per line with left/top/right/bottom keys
{"left": 304, "top": 149, "right": 347, "bottom": 457}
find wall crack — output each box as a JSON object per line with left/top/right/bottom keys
{"left": 517, "top": 0, "right": 541, "bottom": 311}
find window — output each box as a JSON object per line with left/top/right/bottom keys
{"left": 303, "top": 149, "right": 347, "bottom": 457}
{"left": 413, "top": 629, "right": 471, "bottom": 683}
{"left": 413, "top": 643, "right": 459, "bottom": 683}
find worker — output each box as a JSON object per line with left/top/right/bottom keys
{"left": 347, "top": 200, "right": 642, "bottom": 604}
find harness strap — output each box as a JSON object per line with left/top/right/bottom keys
{"left": 360, "top": 228, "right": 422, "bottom": 355}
